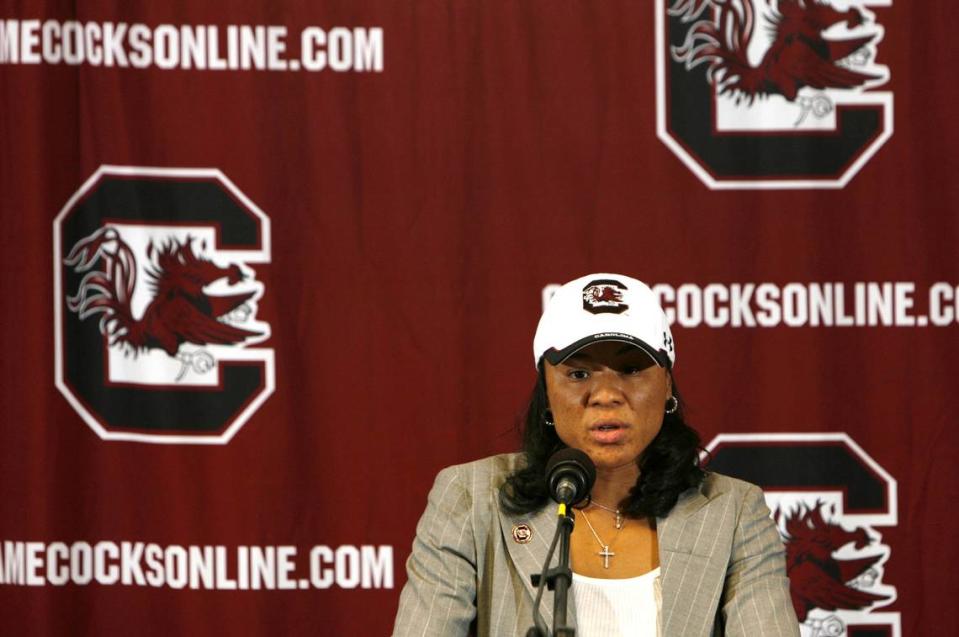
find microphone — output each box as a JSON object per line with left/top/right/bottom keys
{"left": 545, "top": 448, "right": 596, "bottom": 506}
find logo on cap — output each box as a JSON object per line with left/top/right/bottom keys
{"left": 582, "top": 279, "right": 629, "bottom": 315}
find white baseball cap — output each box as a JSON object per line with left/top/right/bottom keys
{"left": 533, "top": 273, "right": 675, "bottom": 369}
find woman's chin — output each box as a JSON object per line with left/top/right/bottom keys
{"left": 585, "top": 448, "right": 641, "bottom": 473}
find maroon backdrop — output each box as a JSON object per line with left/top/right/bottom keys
{"left": 1, "top": 1, "right": 957, "bottom": 635}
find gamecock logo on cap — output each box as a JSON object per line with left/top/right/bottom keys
{"left": 53, "top": 166, "right": 274, "bottom": 445}
{"left": 582, "top": 279, "right": 630, "bottom": 315}
{"left": 704, "top": 433, "right": 901, "bottom": 637}
{"left": 656, "top": 0, "right": 893, "bottom": 189}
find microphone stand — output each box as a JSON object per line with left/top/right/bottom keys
{"left": 552, "top": 508, "right": 575, "bottom": 637}
{"left": 526, "top": 504, "right": 576, "bottom": 637}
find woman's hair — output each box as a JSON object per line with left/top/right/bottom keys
{"left": 499, "top": 362, "right": 705, "bottom": 519}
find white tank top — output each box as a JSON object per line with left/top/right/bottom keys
{"left": 571, "top": 567, "right": 662, "bottom": 637}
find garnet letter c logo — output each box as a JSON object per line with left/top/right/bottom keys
{"left": 53, "top": 166, "right": 274, "bottom": 444}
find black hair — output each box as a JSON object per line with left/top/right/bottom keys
{"left": 499, "top": 362, "right": 705, "bottom": 518}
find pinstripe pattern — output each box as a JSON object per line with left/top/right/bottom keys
{"left": 393, "top": 454, "right": 798, "bottom": 637}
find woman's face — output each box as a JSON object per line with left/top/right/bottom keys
{"left": 544, "top": 341, "right": 672, "bottom": 472}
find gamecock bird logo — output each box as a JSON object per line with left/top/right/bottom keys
{"left": 778, "top": 501, "right": 890, "bottom": 622}
{"left": 582, "top": 281, "right": 630, "bottom": 314}
{"left": 590, "top": 286, "right": 624, "bottom": 304}
{"left": 65, "top": 226, "right": 262, "bottom": 360}
{"left": 671, "top": 0, "right": 882, "bottom": 102}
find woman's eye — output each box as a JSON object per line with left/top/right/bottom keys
{"left": 568, "top": 369, "right": 589, "bottom": 380}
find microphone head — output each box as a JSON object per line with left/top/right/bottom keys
{"left": 545, "top": 448, "right": 597, "bottom": 505}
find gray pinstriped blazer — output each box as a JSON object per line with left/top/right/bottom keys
{"left": 393, "top": 453, "right": 798, "bottom": 637}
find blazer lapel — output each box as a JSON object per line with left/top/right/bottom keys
{"left": 497, "top": 503, "right": 566, "bottom": 629}
{"left": 658, "top": 485, "right": 730, "bottom": 637}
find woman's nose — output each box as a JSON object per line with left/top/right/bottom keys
{"left": 587, "top": 372, "right": 625, "bottom": 407}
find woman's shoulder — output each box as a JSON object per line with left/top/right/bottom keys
{"left": 422, "top": 453, "right": 527, "bottom": 528}
{"left": 700, "top": 470, "right": 765, "bottom": 500}
{"left": 433, "top": 452, "right": 526, "bottom": 490}
{"left": 698, "top": 471, "right": 778, "bottom": 521}
{"left": 664, "top": 471, "right": 773, "bottom": 529}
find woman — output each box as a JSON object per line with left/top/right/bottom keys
{"left": 393, "top": 274, "right": 798, "bottom": 636}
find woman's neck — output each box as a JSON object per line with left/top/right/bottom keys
{"left": 590, "top": 464, "right": 640, "bottom": 509}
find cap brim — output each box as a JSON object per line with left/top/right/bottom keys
{"left": 542, "top": 334, "right": 670, "bottom": 368}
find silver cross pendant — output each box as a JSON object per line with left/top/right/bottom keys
{"left": 598, "top": 545, "right": 616, "bottom": 569}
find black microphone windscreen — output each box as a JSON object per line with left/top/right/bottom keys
{"left": 545, "top": 448, "right": 597, "bottom": 503}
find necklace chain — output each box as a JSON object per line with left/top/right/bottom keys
{"left": 589, "top": 500, "right": 624, "bottom": 529}
{"left": 580, "top": 509, "right": 624, "bottom": 569}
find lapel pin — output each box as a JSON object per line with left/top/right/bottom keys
{"left": 512, "top": 524, "right": 532, "bottom": 544}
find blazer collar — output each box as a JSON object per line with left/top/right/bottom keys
{"left": 656, "top": 483, "right": 711, "bottom": 551}
{"left": 657, "top": 479, "right": 731, "bottom": 637}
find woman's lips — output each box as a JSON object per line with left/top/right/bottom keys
{"left": 588, "top": 422, "right": 628, "bottom": 444}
